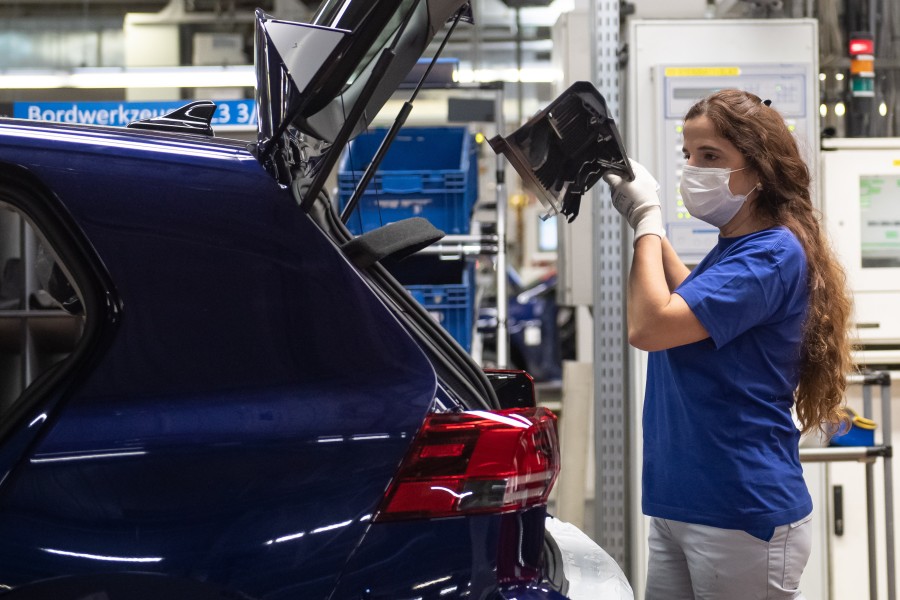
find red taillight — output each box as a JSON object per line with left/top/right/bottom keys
{"left": 374, "top": 407, "right": 560, "bottom": 521}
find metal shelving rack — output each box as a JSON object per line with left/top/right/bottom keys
{"left": 800, "top": 370, "right": 896, "bottom": 600}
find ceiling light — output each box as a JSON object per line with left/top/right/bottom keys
{"left": 455, "top": 67, "right": 560, "bottom": 84}
{"left": 0, "top": 66, "right": 255, "bottom": 89}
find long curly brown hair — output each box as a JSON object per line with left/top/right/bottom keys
{"left": 685, "top": 89, "right": 854, "bottom": 435}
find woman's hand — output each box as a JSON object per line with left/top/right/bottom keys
{"left": 603, "top": 160, "right": 666, "bottom": 245}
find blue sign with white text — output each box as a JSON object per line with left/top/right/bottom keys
{"left": 13, "top": 100, "right": 257, "bottom": 128}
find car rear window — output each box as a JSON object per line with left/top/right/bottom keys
{"left": 0, "top": 199, "right": 85, "bottom": 414}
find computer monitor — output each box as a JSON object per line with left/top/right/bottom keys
{"left": 859, "top": 173, "right": 900, "bottom": 269}
{"left": 522, "top": 204, "right": 558, "bottom": 269}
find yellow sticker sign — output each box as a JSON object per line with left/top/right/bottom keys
{"left": 664, "top": 67, "right": 741, "bottom": 77}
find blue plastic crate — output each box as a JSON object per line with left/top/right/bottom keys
{"left": 338, "top": 127, "right": 478, "bottom": 235}
{"left": 407, "top": 283, "right": 474, "bottom": 352}
{"left": 829, "top": 407, "right": 877, "bottom": 447}
{"left": 403, "top": 260, "right": 475, "bottom": 352}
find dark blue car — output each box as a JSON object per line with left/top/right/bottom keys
{"left": 0, "top": 2, "right": 631, "bottom": 599}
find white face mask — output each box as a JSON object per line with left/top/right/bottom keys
{"left": 679, "top": 165, "right": 758, "bottom": 228}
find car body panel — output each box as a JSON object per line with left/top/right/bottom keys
{"left": 0, "top": 120, "right": 441, "bottom": 598}
{"left": 543, "top": 517, "right": 633, "bottom": 600}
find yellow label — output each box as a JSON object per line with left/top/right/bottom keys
{"left": 893, "top": 159, "right": 900, "bottom": 167}
{"left": 665, "top": 67, "right": 741, "bottom": 77}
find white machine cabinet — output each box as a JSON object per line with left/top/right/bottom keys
{"left": 821, "top": 139, "right": 900, "bottom": 600}
{"left": 655, "top": 63, "right": 815, "bottom": 262}
{"left": 822, "top": 139, "right": 900, "bottom": 355}
{"left": 626, "top": 19, "right": 819, "bottom": 264}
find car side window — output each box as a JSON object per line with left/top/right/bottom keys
{"left": 0, "top": 201, "right": 85, "bottom": 414}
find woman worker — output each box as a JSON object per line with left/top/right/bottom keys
{"left": 603, "top": 88, "right": 853, "bottom": 599}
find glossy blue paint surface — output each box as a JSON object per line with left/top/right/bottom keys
{"left": 0, "top": 121, "right": 443, "bottom": 598}
{"left": 498, "top": 585, "right": 569, "bottom": 600}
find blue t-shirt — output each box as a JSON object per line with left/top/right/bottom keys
{"left": 642, "top": 226, "right": 812, "bottom": 533}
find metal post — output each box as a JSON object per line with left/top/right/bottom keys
{"left": 591, "top": 0, "right": 630, "bottom": 576}
{"left": 866, "top": 460, "right": 878, "bottom": 600}
{"left": 494, "top": 86, "right": 509, "bottom": 368}
{"left": 863, "top": 382, "right": 878, "bottom": 600}
{"left": 881, "top": 378, "right": 896, "bottom": 600}
{"left": 515, "top": 7, "right": 523, "bottom": 125}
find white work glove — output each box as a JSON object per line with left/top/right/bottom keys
{"left": 602, "top": 160, "right": 665, "bottom": 245}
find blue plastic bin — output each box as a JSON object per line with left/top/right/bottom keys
{"left": 338, "top": 127, "right": 479, "bottom": 235}
{"left": 405, "top": 262, "right": 475, "bottom": 352}
{"left": 829, "top": 407, "right": 877, "bottom": 447}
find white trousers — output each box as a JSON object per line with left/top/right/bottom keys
{"left": 644, "top": 515, "right": 813, "bottom": 600}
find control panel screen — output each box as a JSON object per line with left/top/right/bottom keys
{"left": 657, "top": 63, "right": 812, "bottom": 265}
{"left": 860, "top": 174, "right": 900, "bottom": 268}
{"left": 538, "top": 215, "right": 558, "bottom": 253}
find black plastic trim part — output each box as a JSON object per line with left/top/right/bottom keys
{"left": 340, "top": 217, "right": 444, "bottom": 269}
{"left": 484, "top": 369, "right": 536, "bottom": 409}
{"left": 856, "top": 369, "right": 892, "bottom": 387}
{"left": 126, "top": 101, "right": 217, "bottom": 136}
{"left": 488, "top": 80, "right": 633, "bottom": 222}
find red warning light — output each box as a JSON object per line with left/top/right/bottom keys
{"left": 849, "top": 38, "right": 874, "bottom": 56}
